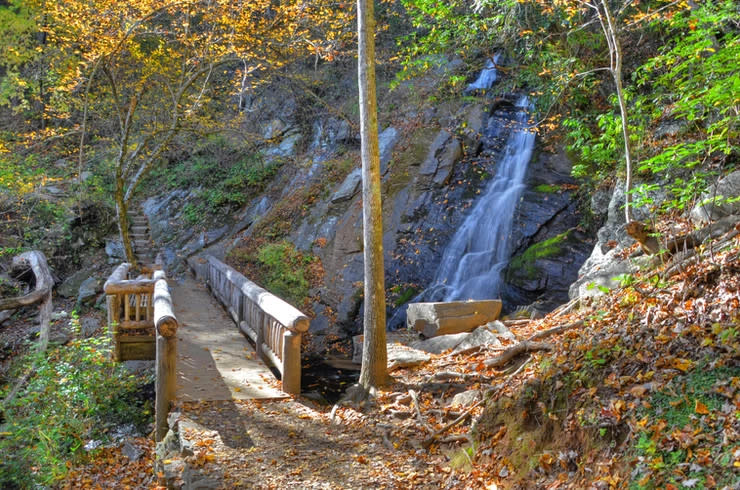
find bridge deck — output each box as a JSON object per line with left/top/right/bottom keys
{"left": 170, "top": 276, "right": 287, "bottom": 401}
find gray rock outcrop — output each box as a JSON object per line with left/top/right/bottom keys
{"left": 690, "top": 170, "right": 740, "bottom": 224}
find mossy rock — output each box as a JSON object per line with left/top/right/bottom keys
{"left": 506, "top": 229, "right": 574, "bottom": 282}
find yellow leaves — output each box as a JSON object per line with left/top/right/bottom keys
{"left": 694, "top": 400, "right": 709, "bottom": 415}
{"left": 671, "top": 357, "right": 693, "bottom": 372}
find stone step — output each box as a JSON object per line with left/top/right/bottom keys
{"left": 130, "top": 225, "right": 148, "bottom": 233}
{"left": 130, "top": 234, "right": 148, "bottom": 240}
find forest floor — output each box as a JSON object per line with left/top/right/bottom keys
{"left": 62, "top": 224, "right": 739, "bottom": 489}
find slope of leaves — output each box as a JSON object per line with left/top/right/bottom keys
{"left": 470, "top": 229, "right": 740, "bottom": 488}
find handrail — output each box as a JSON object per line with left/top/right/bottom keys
{"left": 104, "top": 263, "right": 178, "bottom": 442}
{"left": 188, "top": 255, "right": 308, "bottom": 395}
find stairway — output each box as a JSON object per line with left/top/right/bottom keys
{"left": 128, "top": 210, "right": 156, "bottom": 265}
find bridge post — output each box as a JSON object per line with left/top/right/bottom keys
{"left": 153, "top": 274, "right": 178, "bottom": 442}
{"left": 281, "top": 330, "right": 301, "bottom": 395}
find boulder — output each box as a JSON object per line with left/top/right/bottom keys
{"left": 450, "top": 389, "right": 480, "bottom": 407}
{"left": 77, "top": 276, "right": 100, "bottom": 307}
{"left": 568, "top": 246, "right": 659, "bottom": 299}
{"left": 265, "top": 130, "right": 302, "bottom": 160}
{"left": 461, "top": 104, "right": 487, "bottom": 155}
{"left": 105, "top": 239, "right": 126, "bottom": 263}
{"left": 58, "top": 269, "right": 94, "bottom": 298}
{"left": 411, "top": 332, "right": 469, "bottom": 354}
{"left": 690, "top": 170, "right": 740, "bottom": 224}
{"left": 387, "top": 344, "right": 431, "bottom": 371}
{"left": 81, "top": 316, "right": 102, "bottom": 337}
{"left": 407, "top": 300, "right": 502, "bottom": 337}
{"left": 452, "top": 326, "right": 502, "bottom": 354}
{"left": 330, "top": 168, "right": 362, "bottom": 203}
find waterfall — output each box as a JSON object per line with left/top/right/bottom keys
{"left": 426, "top": 95, "right": 535, "bottom": 302}
{"left": 465, "top": 54, "right": 502, "bottom": 92}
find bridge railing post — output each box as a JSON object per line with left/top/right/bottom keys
{"left": 153, "top": 272, "right": 178, "bottom": 443}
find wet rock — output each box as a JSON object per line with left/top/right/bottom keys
{"left": 418, "top": 130, "right": 462, "bottom": 189}
{"left": 330, "top": 168, "right": 362, "bottom": 203}
{"left": 690, "top": 170, "right": 740, "bottom": 224}
{"left": 505, "top": 228, "right": 592, "bottom": 307}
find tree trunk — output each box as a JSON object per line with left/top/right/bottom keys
{"left": 2, "top": 251, "right": 54, "bottom": 352}
{"left": 115, "top": 178, "right": 136, "bottom": 267}
{"left": 598, "top": 0, "right": 634, "bottom": 223}
{"left": 357, "top": 0, "right": 388, "bottom": 389}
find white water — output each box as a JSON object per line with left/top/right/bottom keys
{"left": 425, "top": 96, "right": 535, "bottom": 301}
{"left": 466, "top": 54, "right": 502, "bottom": 92}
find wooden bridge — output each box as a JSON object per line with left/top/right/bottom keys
{"left": 104, "top": 250, "right": 309, "bottom": 442}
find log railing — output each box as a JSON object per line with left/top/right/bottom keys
{"left": 189, "top": 255, "right": 309, "bottom": 395}
{"left": 104, "top": 262, "right": 179, "bottom": 441}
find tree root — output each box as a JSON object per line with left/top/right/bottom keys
{"left": 484, "top": 341, "right": 553, "bottom": 368}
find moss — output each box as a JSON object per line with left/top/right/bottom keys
{"left": 534, "top": 184, "right": 561, "bottom": 194}
{"left": 508, "top": 230, "right": 572, "bottom": 279}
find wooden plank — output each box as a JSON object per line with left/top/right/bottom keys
{"left": 120, "top": 341, "right": 156, "bottom": 361}
{"left": 118, "top": 335, "right": 156, "bottom": 343}
{"left": 105, "top": 280, "right": 155, "bottom": 295}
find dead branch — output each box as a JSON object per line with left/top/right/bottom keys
{"left": 422, "top": 399, "right": 483, "bottom": 449}
{"left": 484, "top": 341, "right": 553, "bottom": 368}
{"left": 526, "top": 320, "right": 584, "bottom": 342}
{"left": 424, "top": 371, "right": 492, "bottom": 383}
{"left": 551, "top": 297, "right": 580, "bottom": 318}
{"left": 409, "top": 389, "right": 433, "bottom": 432}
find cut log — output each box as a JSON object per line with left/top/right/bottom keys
{"left": 1, "top": 251, "right": 54, "bottom": 352}
{"left": 407, "top": 300, "right": 502, "bottom": 337}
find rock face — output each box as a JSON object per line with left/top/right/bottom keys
{"left": 418, "top": 130, "right": 462, "bottom": 189}
{"left": 150, "top": 62, "right": 593, "bottom": 355}
{"left": 407, "top": 300, "right": 503, "bottom": 337}
{"left": 691, "top": 170, "right": 740, "bottom": 224}
{"left": 503, "top": 149, "right": 593, "bottom": 309}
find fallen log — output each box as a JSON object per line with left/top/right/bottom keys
{"left": 1, "top": 251, "right": 54, "bottom": 352}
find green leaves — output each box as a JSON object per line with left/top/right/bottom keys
{"left": 0, "top": 335, "right": 154, "bottom": 486}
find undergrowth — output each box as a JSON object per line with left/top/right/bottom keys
{"left": 227, "top": 240, "right": 323, "bottom": 309}
{"left": 0, "top": 326, "right": 153, "bottom": 488}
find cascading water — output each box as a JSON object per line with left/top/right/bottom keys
{"left": 425, "top": 96, "right": 535, "bottom": 301}
{"left": 388, "top": 60, "right": 536, "bottom": 329}
{"left": 465, "top": 54, "right": 502, "bottom": 93}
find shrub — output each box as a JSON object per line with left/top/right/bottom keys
{"left": 0, "top": 332, "right": 153, "bottom": 487}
